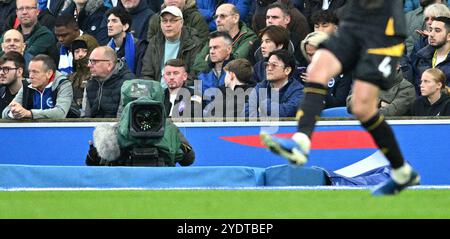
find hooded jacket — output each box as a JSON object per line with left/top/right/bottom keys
{"left": 147, "top": 0, "right": 210, "bottom": 42}
{"left": 2, "top": 71, "right": 73, "bottom": 119}
{"left": 68, "top": 34, "right": 99, "bottom": 109}
{"left": 411, "top": 91, "right": 450, "bottom": 116}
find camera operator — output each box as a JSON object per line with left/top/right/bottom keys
{"left": 85, "top": 78, "right": 195, "bottom": 167}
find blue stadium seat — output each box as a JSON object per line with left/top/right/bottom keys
{"left": 320, "top": 107, "right": 354, "bottom": 118}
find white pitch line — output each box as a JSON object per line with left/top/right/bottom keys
{"left": 1, "top": 185, "right": 450, "bottom": 192}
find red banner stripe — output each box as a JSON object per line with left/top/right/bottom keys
{"left": 220, "top": 130, "right": 377, "bottom": 150}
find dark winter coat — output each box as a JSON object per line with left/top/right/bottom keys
{"left": 84, "top": 61, "right": 135, "bottom": 118}
{"left": 411, "top": 92, "right": 450, "bottom": 116}
{"left": 414, "top": 45, "right": 450, "bottom": 90}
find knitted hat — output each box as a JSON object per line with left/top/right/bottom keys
{"left": 71, "top": 39, "right": 88, "bottom": 52}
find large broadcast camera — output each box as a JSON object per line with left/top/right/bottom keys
{"left": 86, "top": 79, "right": 194, "bottom": 167}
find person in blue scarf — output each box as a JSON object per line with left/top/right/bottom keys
{"left": 105, "top": 7, "right": 136, "bottom": 73}
{"left": 54, "top": 13, "right": 84, "bottom": 75}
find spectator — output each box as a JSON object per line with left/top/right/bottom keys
{"left": 54, "top": 13, "right": 84, "bottom": 75}
{"left": 2, "top": 54, "right": 73, "bottom": 119}
{"left": 405, "top": 0, "right": 446, "bottom": 56}
{"left": 204, "top": 58, "right": 256, "bottom": 119}
{"left": 118, "top": 0, "right": 155, "bottom": 40}
{"left": 141, "top": 6, "right": 202, "bottom": 86}
{"left": 310, "top": 9, "right": 339, "bottom": 35}
{"left": 411, "top": 67, "right": 450, "bottom": 115}
{"left": 67, "top": 34, "right": 98, "bottom": 117}
{"left": 193, "top": 3, "right": 257, "bottom": 74}
{"left": 197, "top": 0, "right": 251, "bottom": 31}
{"left": 404, "top": 3, "right": 450, "bottom": 92}
{"left": 0, "top": 29, "right": 33, "bottom": 69}
{"left": 252, "top": 0, "right": 310, "bottom": 45}
{"left": 300, "top": 31, "right": 351, "bottom": 108}
{"left": 303, "top": 0, "right": 346, "bottom": 28}
{"left": 253, "top": 25, "right": 290, "bottom": 83}
{"left": 1, "top": 0, "right": 58, "bottom": 61}
{"left": 347, "top": 68, "right": 416, "bottom": 116}
{"left": 83, "top": 46, "right": 135, "bottom": 118}
{"left": 245, "top": 49, "right": 304, "bottom": 118}
{"left": 105, "top": 7, "right": 136, "bottom": 73}
{"left": 147, "top": 0, "right": 209, "bottom": 42}
{"left": 198, "top": 31, "right": 233, "bottom": 95}
{"left": 414, "top": 16, "right": 450, "bottom": 93}
{"left": 0, "top": 51, "right": 26, "bottom": 115}
{"left": 250, "top": 2, "right": 304, "bottom": 65}
{"left": 4, "top": 0, "right": 56, "bottom": 35}
{"left": 162, "top": 58, "right": 201, "bottom": 118}
{"left": 62, "top": 0, "right": 109, "bottom": 45}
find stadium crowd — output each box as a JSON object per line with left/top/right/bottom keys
{"left": 1, "top": 0, "right": 450, "bottom": 120}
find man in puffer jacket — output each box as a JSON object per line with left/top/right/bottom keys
{"left": 83, "top": 46, "right": 135, "bottom": 118}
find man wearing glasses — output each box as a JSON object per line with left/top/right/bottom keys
{"left": 146, "top": 0, "right": 209, "bottom": 42}
{"left": 82, "top": 46, "right": 135, "bottom": 118}
{"left": 2, "top": 54, "right": 73, "bottom": 119}
{"left": 2, "top": 0, "right": 57, "bottom": 61}
{"left": 193, "top": 3, "right": 257, "bottom": 74}
{"left": 0, "top": 51, "right": 26, "bottom": 116}
{"left": 141, "top": 6, "right": 202, "bottom": 87}
{"left": 245, "top": 49, "right": 303, "bottom": 118}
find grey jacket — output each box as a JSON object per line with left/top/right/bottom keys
{"left": 347, "top": 71, "right": 416, "bottom": 116}
{"left": 2, "top": 71, "right": 73, "bottom": 119}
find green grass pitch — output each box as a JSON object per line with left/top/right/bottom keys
{"left": 0, "top": 189, "right": 449, "bottom": 218}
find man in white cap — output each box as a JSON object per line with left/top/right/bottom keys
{"left": 141, "top": 6, "right": 203, "bottom": 87}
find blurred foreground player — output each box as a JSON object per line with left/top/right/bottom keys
{"left": 260, "top": 0, "right": 420, "bottom": 196}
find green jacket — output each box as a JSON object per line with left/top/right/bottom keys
{"left": 21, "top": 23, "right": 56, "bottom": 57}
{"left": 141, "top": 27, "right": 203, "bottom": 86}
{"left": 192, "top": 22, "right": 258, "bottom": 74}
{"left": 0, "top": 23, "right": 56, "bottom": 57}
{"left": 147, "top": 0, "right": 209, "bottom": 42}
{"left": 347, "top": 71, "right": 416, "bottom": 116}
